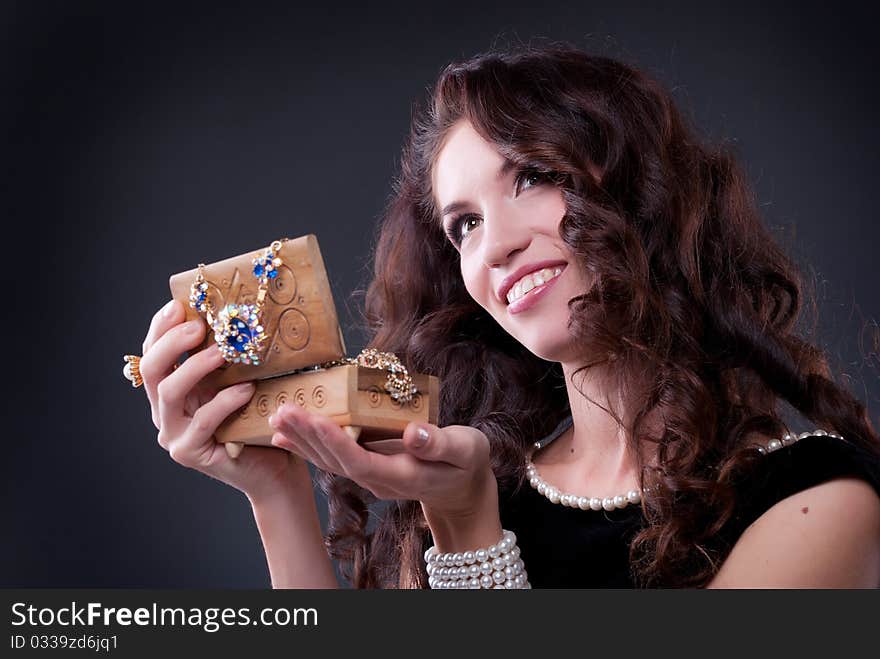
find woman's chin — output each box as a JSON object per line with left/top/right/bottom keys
{"left": 516, "top": 336, "right": 577, "bottom": 364}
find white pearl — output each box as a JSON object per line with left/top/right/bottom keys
{"left": 590, "top": 498, "right": 603, "bottom": 511}
{"left": 488, "top": 544, "right": 500, "bottom": 558}
{"left": 480, "top": 561, "right": 493, "bottom": 575}
{"left": 424, "top": 547, "right": 436, "bottom": 563}
{"left": 782, "top": 433, "right": 796, "bottom": 445}
{"left": 492, "top": 557, "right": 505, "bottom": 570}
{"left": 493, "top": 584, "right": 505, "bottom": 589}
{"left": 493, "top": 570, "right": 506, "bottom": 584}
{"left": 469, "top": 578, "right": 481, "bottom": 589}
{"left": 537, "top": 483, "right": 547, "bottom": 496}
{"left": 602, "top": 497, "right": 616, "bottom": 511}
{"left": 505, "top": 579, "right": 516, "bottom": 589}
{"left": 469, "top": 564, "right": 480, "bottom": 577}
{"left": 453, "top": 552, "right": 464, "bottom": 566}
{"left": 428, "top": 576, "right": 436, "bottom": 588}
{"left": 475, "top": 549, "right": 488, "bottom": 563}
{"left": 503, "top": 552, "right": 515, "bottom": 566}
{"left": 798, "top": 431, "right": 813, "bottom": 440}
{"left": 767, "top": 439, "right": 782, "bottom": 452}
{"left": 498, "top": 537, "right": 511, "bottom": 553}
{"left": 515, "top": 574, "right": 526, "bottom": 587}
{"left": 627, "top": 490, "right": 641, "bottom": 504}
{"left": 529, "top": 476, "right": 540, "bottom": 488}
{"left": 813, "top": 429, "right": 828, "bottom": 436}
{"left": 509, "top": 546, "right": 521, "bottom": 561}
{"left": 480, "top": 575, "right": 493, "bottom": 588}
{"left": 614, "top": 495, "right": 626, "bottom": 508}
{"left": 504, "top": 565, "right": 515, "bottom": 579}
{"left": 578, "top": 496, "right": 590, "bottom": 510}
{"left": 463, "top": 551, "right": 475, "bottom": 565}
{"left": 548, "top": 490, "right": 561, "bottom": 504}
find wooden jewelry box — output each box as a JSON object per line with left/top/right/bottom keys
{"left": 168, "top": 234, "right": 439, "bottom": 457}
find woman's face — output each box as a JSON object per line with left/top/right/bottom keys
{"left": 432, "top": 119, "right": 588, "bottom": 363}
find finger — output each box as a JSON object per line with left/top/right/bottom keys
{"left": 142, "top": 299, "right": 184, "bottom": 355}
{"left": 270, "top": 405, "right": 345, "bottom": 474}
{"left": 157, "top": 344, "right": 226, "bottom": 425}
{"left": 303, "top": 410, "right": 429, "bottom": 492}
{"left": 166, "top": 381, "right": 256, "bottom": 469}
{"left": 269, "top": 431, "right": 324, "bottom": 468}
{"left": 141, "top": 319, "right": 207, "bottom": 426}
{"left": 400, "top": 423, "right": 488, "bottom": 470}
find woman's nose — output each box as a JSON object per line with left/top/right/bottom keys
{"left": 480, "top": 208, "right": 531, "bottom": 268}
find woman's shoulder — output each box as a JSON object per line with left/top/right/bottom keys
{"left": 710, "top": 429, "right": 880, "bottom": 587}
{"left": 721, "top": 428, "right": 880, "bottom": 544}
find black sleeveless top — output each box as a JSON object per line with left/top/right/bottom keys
{"left": 498, "top": 415, "right": 880, "bottom": 588}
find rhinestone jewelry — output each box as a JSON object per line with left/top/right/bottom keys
{"left": 188, "top": 240, "right": 283, "bottom": 366}
{"left": 317, "top": 347, "right": 419, "bottom": 405}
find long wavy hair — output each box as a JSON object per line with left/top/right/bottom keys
{"left": 315, "top": 42, "right": 880, "bottom": 588}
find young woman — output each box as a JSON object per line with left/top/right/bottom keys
{"left": 135, "top": 44, "right": 880, "bottom": 588}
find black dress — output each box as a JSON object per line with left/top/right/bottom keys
{"left": 498, "top": 414, "right": 880, "bottom": 588}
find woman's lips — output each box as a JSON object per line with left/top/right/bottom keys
{"left": 507, "top": 267, "right": 564, "bottom": 314}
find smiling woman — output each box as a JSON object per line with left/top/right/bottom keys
{"left": 318, "top": 42, "right": 880, "bottom": 588}
{"left": 138, "top": 42, "right": 880, "bottom": 589}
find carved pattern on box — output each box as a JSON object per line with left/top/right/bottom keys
{"left": 214, "top": 365, "right": 440, "bottom": 449}
{"left": 168, "top": 235, "right": 346, "bottom": 388}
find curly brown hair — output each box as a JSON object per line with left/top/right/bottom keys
{"left": 315, "top": 41, "right": 880, "bottom": 588}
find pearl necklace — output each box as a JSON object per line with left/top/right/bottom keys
{"left": 526, "top": 427, "right": 843, "bottom": 511}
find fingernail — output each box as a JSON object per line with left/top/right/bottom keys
{"left": 163, "top": 300, "right": 176, "bottom": 317}
{"left": 235, "top": 382, "right": 255, "bottom": 393}
{"left": 414, "top": 427, "right": 430, "bottom": 447}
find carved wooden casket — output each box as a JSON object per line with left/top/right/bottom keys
{"left": 168, "top": 234, "right": 439, "bottom": 457}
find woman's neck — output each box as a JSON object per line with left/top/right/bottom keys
{"left": 531, "top": 362, "right": 656, "bottom": 496}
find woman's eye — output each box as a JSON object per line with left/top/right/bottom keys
{"left": 514, "top": 169, "right": 548, "bottom": 196}
{"left": 446, "top": 213, "right": 481, "bottom": 246}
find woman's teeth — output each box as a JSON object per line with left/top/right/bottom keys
{"left": 506, "top": 267, "right": 563, "bottom": 305}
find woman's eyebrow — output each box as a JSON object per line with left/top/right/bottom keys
{"left": 439, "top": 159, "right": 517, "bottom": 219}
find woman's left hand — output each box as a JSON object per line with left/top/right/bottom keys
{"left": 268, "top": 403, "right": 502, "bottom": 550}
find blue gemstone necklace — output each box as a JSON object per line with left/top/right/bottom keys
{"left": 188, "top": 240, "right": 284, "bottom": 366}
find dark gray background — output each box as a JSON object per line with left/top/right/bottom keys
{"left": 4, "top": 1, "right": 878, "bottom": 587}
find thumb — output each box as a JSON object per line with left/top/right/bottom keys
{"left": 402, "top": 422, "right": 477, "bottom": 469}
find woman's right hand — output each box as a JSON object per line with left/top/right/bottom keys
{"left": 139, "top": 299, "right": 311, "bottom": 502}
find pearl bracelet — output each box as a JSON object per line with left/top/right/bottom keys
{"left": 424, "top": 529, "right": 531, "bottom": 589}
